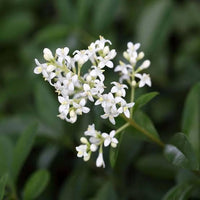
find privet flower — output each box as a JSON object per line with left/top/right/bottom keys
{"left": 34, "top": 36, "right": 151, "bottom": 167}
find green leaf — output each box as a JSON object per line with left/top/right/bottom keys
{"left": 162, "top": 183, "right": 194, "bottom": 200}
{"left": 92, "top": 0, "right": 119, "bottom": 31}
{"left": 59, "top": 167, "right": 89, "bottom": 200}
{"left": 0, "top": 174, "right": 8, "bottom": 200}
{"left": 137, "top": 0, "right": 173, "bottom": 53}
{"left": 12, "top": 123, "right": 37, "bottom": 182}
{"left": 34, "top": 24, "right": 69, "bottom": 46}
{"left": 0, "top": 136, "right": 13, "bottom": 177}
{"left": 134, "top": 92, "right": 159, "bottom": 111}
{"left": 110, "top": 132, "right": 124, "bottom": 168}
{"left": 55, "top": 0, "right": 75, "bottom": 24}
{"left": 133, "top": 110, "right": 160, "bottom": 140}
{"left": 164, "top": 133, "right": 198, "bottom": 170}
{"left": 23, "top": 169, "right": 50, "bottom": 200}
{"left": 92, "top": 181, "right": 117, "bottom": 200}
{"left": 0, "top": 12, "right": 34, "bottom": 43}
{"left": 182, "top": 82, "right": 200, "bottom": 164}
{"left": 34, "top": 82, "right": 63, "bottom": 130}
{"left": 135, "top": 153, "right": 176, "bottom": 179}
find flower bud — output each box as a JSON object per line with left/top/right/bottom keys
{"left": 90, "top": 144, "right": 97, "bottom": 152}
{"left": 137, "top": 52, "right": 144, "bottom": 60}
{"left": 43, "top": 48, "right": 54, "bottom": 61}
{"left": 80, "top": 137, "right": 88, "bottom": 144}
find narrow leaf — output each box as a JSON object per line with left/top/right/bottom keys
{"left": 12, "top": 123, "right": 37, "bottom": 182}
{"left": 164, "top": 133, "right": 198, "bottom": 169}
{"left": 133, "top": 110, "right": 160, "bottom": 140}
{"left": 0, "top": 174, "right": 8, "bottom": 200}
{"left": 0, "top": 136, "right": 13, "bottom": 177}
{"left": 134, "top": 92, "right": 159, "bottom": 111}
{"left": 23, "top": 169, "right": 50, "bottom": 200}
{"left": 182, "top": 82, "right": 200, "bottom": 164}
{"left": 34, "top": 82, "right": 62, "bottom": 130}
{"left": 110, "top": 132, "right": 124, "bottom": 168}
{"left": 162, "top": 183, "right": 194, "bottom": 200}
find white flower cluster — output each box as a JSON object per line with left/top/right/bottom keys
{"left": 115, "top": 42, "right": 151, "bottom": 87}
{"left": 34, "top": 36, "right": 151, "bottom": 167}
{"left": 76, "top": 124, "right": 118, "bottom": 168}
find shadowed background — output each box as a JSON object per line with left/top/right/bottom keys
{"left": 0, "top": 0, "right": 200, "bottom": 199}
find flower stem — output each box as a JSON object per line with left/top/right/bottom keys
{"left": 115, "top": 123, "right": 130, "bottom": 135}
{"left": 123, "top": 116, "right": 165, "bottom": 148}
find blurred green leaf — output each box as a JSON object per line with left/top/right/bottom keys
{"left": 0, "top": 174, "right": 8, "bottom": 200}
{"left": 34, "top": 24, "right": 69, "bottom": 46}
{"left": 137, "top": 0, "right": 173, "bottom": 53}
{"left": 34, "top": 82, "right": 63, "bottom": 131}
{"left": 0, "top": 136, "right": 13, "bottom": 178}
{"left": 12, "top": 123, "right": 37, "bottom": 182}
{"left": 0, "top": 12, "right": 34, "bottom": 43}
{"left": 134, "top": 92, "right": 159, "bottom": 111}
{"left": 37, "top": 145, "right": 59, "bottom": 168}
{"left": 182, "top": 82, "right": 200, "bottom": 165}
{"left": 110, "top": 131, "right": 124, "bottom": 168}
{"left": 77, "top": 0, "right": 93, "bottom": 26}
{"left": 59, "top": 167, "right": 89, "bottom": 200}
{"left": 162, "top": 183, "right": 193, "bottom": 200}
{"left": 164, "top": 133, "right": 198, "bottom": 170}
{"left": 55, "top": 0, "right": 75, "bottom": 24}
{"left": 92, "top": 0, "right": 119, "bottom": 31}
{"left": 135, "top": 153, "right": 176, "bottom": 179}
{"left": 133, "top": 110, "right": 160, "bottom": 141}
{"left": 23, "top": 169, "right": 50, "bottom": 200}
{"left": 92, "top": 181, "right": 118, "bottom": 200}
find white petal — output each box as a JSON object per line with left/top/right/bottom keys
{"left": 106, "top": 61, "right": 113, "bottom": 68}
{"left": 110, "top": 130, "right": 116, "bottom": 138}
{"left": 104, "top": 139, "right": 111, "bottom": 147}
{"left": 34, "top": 66, "right": 42, "bottom": 74}
{"left": 82, "top": 107, "right": 90, "bottom": 113}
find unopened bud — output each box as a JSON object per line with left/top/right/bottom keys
{"left": 43, "top": 48, "right": 54, "bottom": 61}
{"left": 80, "top": 137, "right": 88, "bottom": 144}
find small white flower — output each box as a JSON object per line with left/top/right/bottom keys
{"left": 83, "top": 84, "right": 94, "bottom": 102}
{"left": 58, "top": 96, "right": 70, "bottom": 115}
{"left": 56, "top": 47, "right": 70, "bottom": 64}
{"left": 102, "top": 130, "right": 118, "bottom": 148}
{"left": 98, "top": 57, "right": 114, "bottom": 68}
{"left": 43, "top": 48, "right": 54, "bottom": 61}
{"left": 135, "top": 73, "right": 151, "bottom": 87}
{"left": 95, "top": 35, "right": 111, "bottom": 49}
{"left": 101, "top": 106, "right": 119, "bottom": 125}
{"left": 76, "top": 144, "right": 88, "bottom": 158}
{"left": 111, "top": 82, "right": 128, "bottom": 97}
{"left": 96, "top": 152, "right": 105, "bottom": 168}
{"left": 73, "top": 50, "right": 89, "bottom": 65}
{"left": 90, "top": 66, "right": 105, "bottom": 82}
{"left": 118, "top": 99, "right": 135, "bottom": 118}
{"left": 115, "top": 62, "right": 132, "bottom": 75}
{"left": 73, "top": 98, "right": 90, "bottom": 115}
{"left": 34, "top": 59, "right": 43, "bottom": 74}
{"left": 84, "top": 124, "right": 96, "bottom": 136}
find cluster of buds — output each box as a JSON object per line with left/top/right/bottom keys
{"left": 34, "top": 36, "right": 151, "bottom": 167}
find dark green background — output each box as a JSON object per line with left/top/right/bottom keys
{"left": 0, "top": 0, "right": 200, "bottom": 199}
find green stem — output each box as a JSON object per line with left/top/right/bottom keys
{"left": 115, "top": 123, "right": 130, "bottom": 135}
{"left": 123, "top": 115, "right": 165, "bottom": 148}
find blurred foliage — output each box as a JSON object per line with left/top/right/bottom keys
{"left": 0, "top": 0, "right": 200, "bottom": 199}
